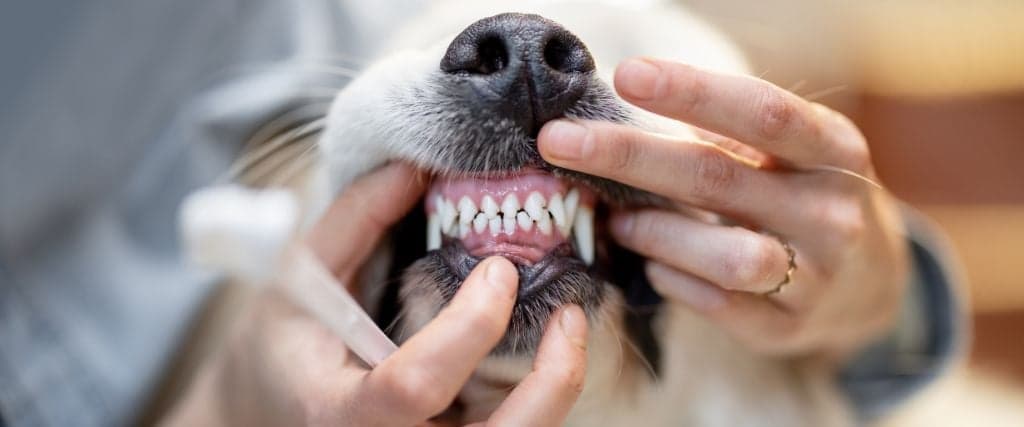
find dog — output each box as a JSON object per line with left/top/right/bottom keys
{"left": 239, "top": 1, "right": 852, "bottom": 425}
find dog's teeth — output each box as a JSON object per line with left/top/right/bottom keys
{"left": 472, "top": 213, "right": 487, "bottom": 234}
{"left": 536, "top": 213, "right": 553, "bottom": 235}
{"left": 564, "top": 189, "right": 580, "bottom": 226}
{"left": 438, "top": 197, "right": 457, "bottom": 235}
{"left": 481, "top": 195, "right": 499, "bottom": 219}
{"left": 548, "top": 193, "right": 568, "bottom": 236}
{"left": 489, "top": 217, "right": 502, "bottom": 235}
{"left": 459, "top": 221, "right": 470, "bottom": 238}
{"left": 458, "top": 196, "right": 477, "bottom": 224}
{"left": 427, "top": 213, "right": 441, "bottom": 251}
{"left": 503, "top": 215, "right": 516, "bottom": 234}
{"left": 573, "top": 206, "right": 595, "bottom": 265}
{"left": 500, "top": 194, "right": 520, "bottom": 217}
{"left": 524, "top": 191, "right": 546, "bottom": 221}
{"left": 516, "top": 211, "right": 533, "bottom": 231}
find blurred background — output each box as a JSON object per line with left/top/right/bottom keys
{"left": 686, "top": 0, "right": 1024, "bottom": 421}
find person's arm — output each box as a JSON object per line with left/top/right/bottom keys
{"left": 838, "top": 209, "right": 968, "bottom": 421}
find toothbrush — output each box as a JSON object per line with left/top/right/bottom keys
{"left": 179, "top": 185, "right": 397, "bottom": 367}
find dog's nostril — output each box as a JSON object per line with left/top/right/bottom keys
{"left": 476, "top": 37, "right": 508, "bottom": 74}
{"left": 543, "top": 37, "right": 588, "bottom": 74}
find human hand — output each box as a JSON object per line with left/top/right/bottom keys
{"left": 537, "top": 58, "right": 910, "bottom": 361}
{"left": 167, "top": 164, "right": 588, "bottom": 426}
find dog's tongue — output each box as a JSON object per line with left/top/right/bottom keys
{"left": 425, "top": 169, "right": 596, "bottom": 265}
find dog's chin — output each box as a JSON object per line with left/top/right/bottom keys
{"left": 401, "top": 243, "right": 606, "bottom": 355}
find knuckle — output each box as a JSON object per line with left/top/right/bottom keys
{"left": 689, "top": 147, "right": 738, "bottom": 204}
{"left": 610, "top": 128, "right": 646, "bottom": 172}
{"left": 729, "top": 235, "right": 779, "bottom": 289}
{"left": 818, "top": 198, "right": 867, "bottom": 247}
{"left": 755, "top": 86, "right": 798, "bottom": 142}
{"left": 547, "top": 365, "right": 586, "bottom": 396}
{"left": 833, "top": 203, "right": 867, "bottom": 246}
{"left": 843, "top": 141, "right": 873, "bottom": 174}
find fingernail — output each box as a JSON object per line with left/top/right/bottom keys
{"left": 484, "top": 257, "right": 518, "bottom": 296}
{"left": 559, "top": 305, "right": 588, "bottom": 349}
{"left": 615, "top": 58, "right": 662, "bottom": 100}
{"left": 540, "top": 120, "right": 590, "bottom": 162}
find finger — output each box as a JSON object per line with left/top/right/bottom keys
{"left": 485, "top": 305, "right": 588, "bottom": 427}
{"left": 355, "top": 257, "right": 519, "bottom": 425}
{"left": 307, "top": 162, "right": 427, "bottom": 278}
{"left": 610, "top": 210, "right": 789, "bottom": 293}
{"left": 613, "top": 58, "right": 869, "bottom": 171}
{"left": 538, "top": 119, "right": 796, "bottom": 228}
{"left": 646, "top": 262, "right": 809, "bottom": 355}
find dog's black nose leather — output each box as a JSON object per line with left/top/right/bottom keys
{"left": 441, "top": 13, "right": 595, "bottom": 136}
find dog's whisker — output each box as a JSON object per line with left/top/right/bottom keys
{"left": 242, "top": 139, "right": 318, "bottom": 186}
{"left": 267, "top": 144, "right": 321, "bottom": 187}
{"left": 245, "top": 104, "right": 330, "bottom": 152}
{"left": 228, "top": 118, "right": 325, "bottom": 184}
{"left": 787, "top": 79, "right": 807, "bottom": 93}
{"left": 282, "top": 62, "right": 364, "bottom": 78}
{"left": 802, "top": 84, "right": 848, "bottom": 102}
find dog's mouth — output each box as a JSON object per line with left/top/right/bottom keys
{"left": 425, "top": 168, "right": 599, "bottom": 295}
{"left": 383, "top": 166, "right": 614, "bottom": 355}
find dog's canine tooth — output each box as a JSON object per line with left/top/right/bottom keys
{"left": 458, "top": 196, "right": 477, "bottom": 224}
{"left": 472, "top": 213, "right": 488, "bottom": 234}
{"left": 481, "top": 195, "right": 499, "bottom": 219}
{"left": 536, "top": 212, "right": 553, "bottom": 235}
{"left": 573, "top": 206, "right": 595, "bottom": 265}
{"left": 459, "top": 221, "right": 470, "bottom": 239}
{"left": 524, "top": 191, "right": 546, "bottom": 221}
{"left": 427, "top": 213, "right": 442, "bottom": 251}
{"left": 516, "top": 211, "right": 533, "bottom": 231}
{"left": 548, "top": 193, "right": 568, "bottom": 236}
{"left": 564, "top": 189, "right": 580, "bottom": 226}
{"left": 500, "top": 193, "right": 520, "bottom": 217}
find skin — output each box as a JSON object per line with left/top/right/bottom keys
{"left": 539, "top": 57, "right": 910, "bottom": 361}
{"left": 166, "top": 164, "right": 589, "bottom": 427}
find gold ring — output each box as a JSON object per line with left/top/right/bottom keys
{"left": 762, "top": 236, "right": 796, "bottom": 296}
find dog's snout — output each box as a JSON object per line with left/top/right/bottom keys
{"left": 441, "top": 13, "right": 595, "bottom": 135}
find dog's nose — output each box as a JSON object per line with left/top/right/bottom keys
{"left": 441, "top": 13, "right": 595, "bottom": 136}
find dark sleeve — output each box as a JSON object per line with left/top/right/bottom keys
{"left": 837, "top": 211, "right": 969, "bottom": 423}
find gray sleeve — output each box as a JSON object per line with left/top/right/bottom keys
{"left": 838, "top": 210, "right": 969, "bottom": 423}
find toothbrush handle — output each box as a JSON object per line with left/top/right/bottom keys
{"left": 278, "top": 247, "right": 398, "bottom": 367}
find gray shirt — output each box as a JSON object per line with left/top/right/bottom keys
{"left": 0, "top": 1, "right": 962, "bottom": 426}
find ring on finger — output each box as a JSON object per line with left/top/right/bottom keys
{"left": 761, "top": 235, "right": 796, "bottom": 296}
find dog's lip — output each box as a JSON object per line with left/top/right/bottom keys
{"left": 441, "top": 240, "right": 585, "bottom": 297}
